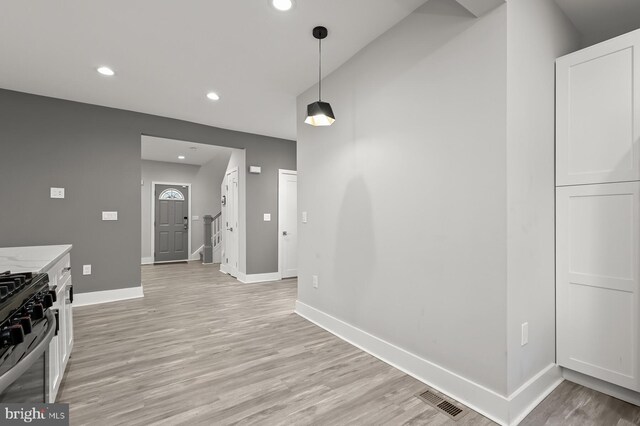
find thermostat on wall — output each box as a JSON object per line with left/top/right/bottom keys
{"left": 249, "top": 166, "right": 262, "bottom": 174}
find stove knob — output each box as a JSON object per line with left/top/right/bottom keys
{"left": 1, "top": 324, "right": 24, "bottom": 346}
{"left": 28, "top": 303, "right": 45, "bottom": 320}
{"left": 40, "top": 294, "right": 54, "bottom": 309}
{"left": 13, "top": 317, "right": 32, "bottom": 335}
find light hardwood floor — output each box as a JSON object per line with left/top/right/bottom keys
{"left": 58, "top": 263, "right": 640, "bottom": 425}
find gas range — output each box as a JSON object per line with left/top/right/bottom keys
{"left": 0, "top": 271, "right": 57, "bottom": 402}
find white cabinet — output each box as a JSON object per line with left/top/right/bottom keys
{"left": 556, "top": 183, "right": 640, "bottom": 391}
{"left": 556, "top": 30, "right": 640, "bottom": 186}
{"left": 556, "top": 29, "right": 640, "bottom": 393}
{"left": 46, "top": 253, "right": 74, "bottom": 403}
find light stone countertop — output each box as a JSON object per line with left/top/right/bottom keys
{"left": 0, "top": 245, "right": 72, "bottom": 274}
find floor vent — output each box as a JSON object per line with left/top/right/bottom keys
{"left": 416, "top": 388, "right": 468, "bottom": 421}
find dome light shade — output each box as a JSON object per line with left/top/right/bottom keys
{"left": 272, "top": 0, "right": 294, "bottom": 11}
{"left": 305, "top": 101, "right": 335, "bottom": 126}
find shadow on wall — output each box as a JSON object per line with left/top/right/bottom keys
{"left": 333, "top": 176, "right": 376, "bottom": 321}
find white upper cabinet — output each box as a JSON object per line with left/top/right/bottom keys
{"left": 556, "top": 29, "right": 640, "bottom": 186}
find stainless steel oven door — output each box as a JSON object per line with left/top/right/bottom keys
{"left": 0, "top": 310, "right": 56, "bottom": 403}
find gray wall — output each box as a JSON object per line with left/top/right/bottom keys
{"left": 505, "top": 0, "right": 580, "bottom": 394}
{"left": 140, "top": 153, "right": 232, "bottom": 261}
{"left": 297, "top": 0, "right": 509, "bottom": 395}
{"left": 0, "top": 89, "right": 296, "bottom": 293}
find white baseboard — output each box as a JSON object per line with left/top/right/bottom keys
{"left": 508, "top": 364, "right": 563, "bottom": 425}
{"left": 295, "top": 301, "right": 562, "bottom": 426}
{"left": 237, "top": 272, "right": 281, "bottom": 284}
{"left": 562, "top": 367, "right": 640, "bottom": 407}
{"left": 190, "top": 245, "right": 204, "bottom": 261}
{"left": 74, "top": 286, "right": 144, "bottom": 307}
{"left": 141, "top": 257, "right": 153, "bottom": 265}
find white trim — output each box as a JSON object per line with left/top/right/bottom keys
{"left": 562, "top": 367, "right": 640, "bottom": 407}
{"left": 74, "top": 286, "right": 144, "bottom": 307}
{"left": 220, "top": 263, "right": 230, "bottom": 275}
{"left": 237, "top": 272, "right": 281, "bottom": 284}
{"left": 151, "top": 181, "right": 192, "bottom": 263}
{"left": 295, "top": 301, "right": 563, "bottom": 426}
{"left": 190, "top": 244, "right": 204, "bottom": 261}
{"left": 508, "top": 365, "right": 563, "bottom": 425}
{"left": 278, "top": 169, "right": 297, "bottom": 280}
{"left": 141, "top": 256, "right": 154, "bottom": 265}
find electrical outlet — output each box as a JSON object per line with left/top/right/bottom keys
{"left": 521, "top": 322, "right": 529, "bottom": 346}
{"left": 302, "top": 211, "right": 308, "bottom": 223}
{"left": 83, "top": 264, "right": 92, "bottom": 275}
{"left": 312, "top": 275, "right": 319, "bottom": 289}
{"left": 264, "top": 213, "right": 271, "bottom": 221}
{"left": 50, "top": 187, "right": 65, "bottom": 199}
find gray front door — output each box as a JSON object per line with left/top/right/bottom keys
{"left": 155, "top": 184, "right": 189, "bottom": 262}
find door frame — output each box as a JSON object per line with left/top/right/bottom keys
{"left": 220, "top": 167, "right": 240, "bottom": 277}
{"left": 278, "top": 169, "right": 297, "bottom": 279}
{"left": 151, "top": 181, "right": 192, "bottom": 263}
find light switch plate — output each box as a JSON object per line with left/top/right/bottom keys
{"left": 302, "top": 212, "right": 308, "bottom": 223}
{"left": 50, "top": 187, "right": 65, "bottom": 199}
{"left": 83, "top": 264, "right": 92, "bottom": 275}
{"left": 263, "top": 213, "right": 271, "bottom": 222}
{"left": 312, "top": 275, "right": 319, "bottom": 289}
{"left": 521, "top": 322, "right": 529, "bottom": 346}
{"left": 102, "top": 211, "right": 118, "bottom": 221}
{"left": 192, "top": 215, "right": 200, "bottom": 221}
{"left": 249, "top": 166, "right": 262, "bottom": 174}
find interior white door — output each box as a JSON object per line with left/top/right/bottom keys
{"left": 556, "top": 182, "right": 640, "bottom": 391}
{"left": 223, "top": 169, "right": 239, "bottom": 277}
{"left": 556, "top": 29, "right": 640, "bottom": 186}
{"left": 279, "top": 170, "right": 297, "bottom": 279}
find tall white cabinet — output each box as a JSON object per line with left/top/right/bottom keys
{"left": 556, "top": 29, "right": 640, "bottom": 392}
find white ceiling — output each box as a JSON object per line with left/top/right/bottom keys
{"left": 141, "top": 135, "right": 233, "bottom": 166}
{"left": 0, "top": 0, "right": 427, "bottom": 140}
{"left": 555, "top": 0, "right": 640, "bottom": 46}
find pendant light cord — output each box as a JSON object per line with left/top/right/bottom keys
{"left": 318, "top": 37, "right": 322, "bottom": 101}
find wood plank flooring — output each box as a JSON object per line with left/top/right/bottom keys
{"left": 521, "top": 380, "right": 640, "bottom": 426}
{"left": 57, "top": 263, "right": 640, "bottom": 425}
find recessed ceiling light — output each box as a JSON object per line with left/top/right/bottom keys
{"left": 189, "top": 147, "right": 198, "bottom": 150}
{"left": 206, "top": 92, "right": 220, "bottom": 101}
{"left": 178, "top": 155, "right": 186, "bottom": 160}
{"left": 271, "top": 0, "right": 294, "bottom": 11}
{"left": 97, "top": 66, "right": 115, "bottom": 76}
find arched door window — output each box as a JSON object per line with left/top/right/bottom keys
{"left": 159, "top": 188, "right": 184, "bottom": 200}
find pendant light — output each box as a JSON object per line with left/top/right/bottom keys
{"left": 305, "top": 26, "right": 335, "bottom": 127}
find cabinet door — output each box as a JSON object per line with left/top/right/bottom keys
{"left": 58, "top": 297, "right": 67, "bottom": 369}
{"left": 557, "top": 182, "right": 640, "bottom": 391}
{"left": 556, "top": 30, "right": 640, "bottom": 186}
{"left": 64, "top": 279, "right": 73, "bottom": 360}
{"left": 48, "top": 335, "right": 60, "bottom": 402}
